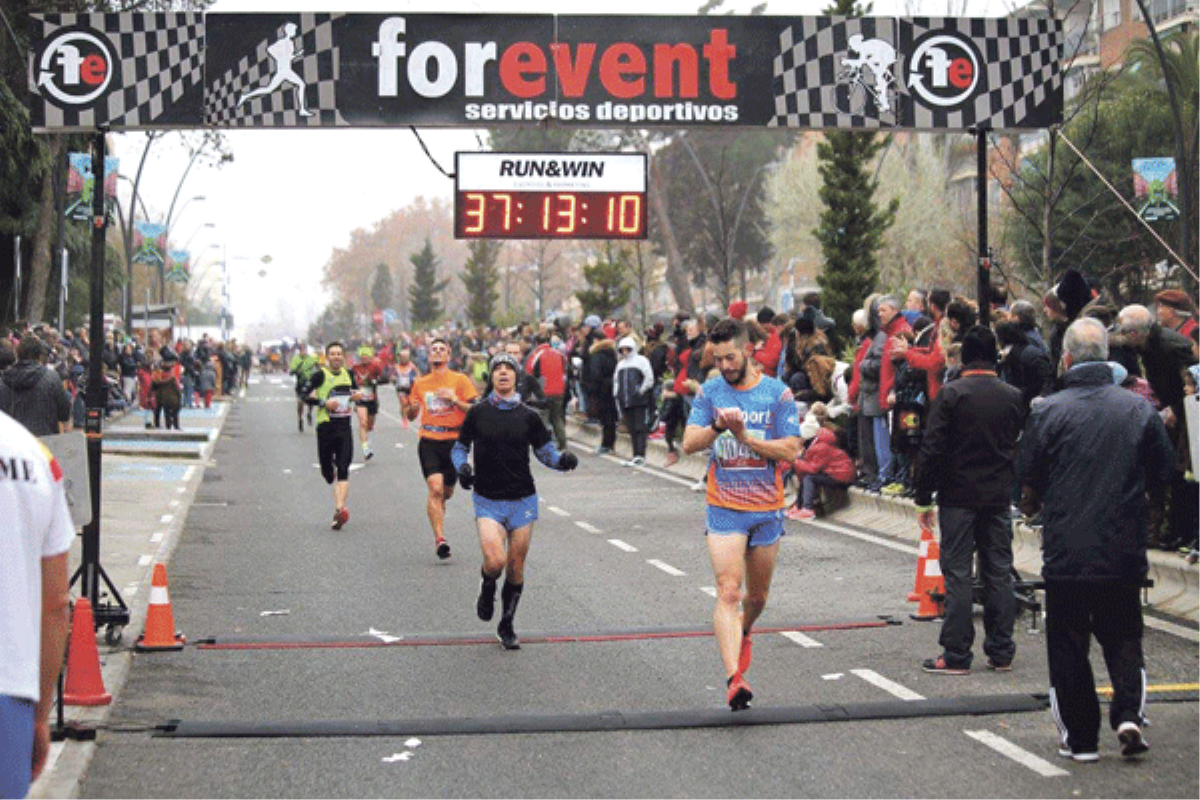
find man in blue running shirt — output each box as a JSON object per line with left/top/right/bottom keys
{"left": 683, "top": 317, "right": 801, "bottom": 710}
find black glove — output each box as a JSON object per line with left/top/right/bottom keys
{"left": 457, "top": 463, "right": 474, "bottom": 491}
{"left": 558, "top": 452, "right": 578, "bottom": 472}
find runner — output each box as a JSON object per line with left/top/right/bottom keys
{"left": 451, "top": 352, "right": 578, "bottom": 649}
{"left": 289, "top": 343, "right": 318, "bottom": 432}
{"left": 392, "top": 347, "right": 421, "bottom": 430}
{"left": 682, "top": 317, "right": 801, "bottom": 710}
{"left": 304, "top": 342, "right": 362, "bottom": 530}
{"left": 237, "top": 21, "right": 316, "bottom": 116}
{"left": 404, "top": 338, "right": 478, "bottom": 559}
{"left": 351, "top": 345, "right": 385, "bottom": 460}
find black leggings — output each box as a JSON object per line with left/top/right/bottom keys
{"left": 317, "top": 422, "right": 354, "bottom": 484}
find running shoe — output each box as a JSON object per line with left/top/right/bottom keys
{"left": 664, "top": 451, "right": 679, "bottom": 467}
{"left": 1118, "top": 722, "right": 1149, "bottom": 758}
{"left": 331, "top": 508, "right": 349, "bottom": 531}
{"left": 436, "top": 537, "right": 451, "bottom": 559}
{"left": 985, "top": 658, "right": 1012, "bottom": 672}
{"left": 298, "top": 417, "right": 304, "bottom": 433}
{"left": 785, "top": 507, "right": 816, "bottom": 520}
{"left": 726, "top": 674, "right": 753, "bottom": 711}
{"left": 623, "top": 456, "right": 645, "bottom": 467}
{"left": 881, "top": 482, "right": 907, "bottom": 497}
{"left": 738, "top": 634, "right": 752, "bottom": 674}
{"left": 921, "top": 656, "right": 969, "bottom": 675}
{"left": 497, "top": 620, "right": 520, "bottom": 650}
{"left": 364, "top": 447, "right": 374, "bottom": 461}
{"left": 594, "top": 446, "right": 612, "bottom": 455}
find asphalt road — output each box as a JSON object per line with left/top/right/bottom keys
{"left": 78, "top": 374, "right": 1199, "bottom": 798}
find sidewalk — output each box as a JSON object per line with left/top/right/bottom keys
{"left": 30, "top": 400, "right": 233, "bottom": 800}
{"left": 564, "top": 414, "right": 1199, "bottom": 624}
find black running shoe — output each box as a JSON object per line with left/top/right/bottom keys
{"left": 298, "top": 417, "right": 304, "bottom": 432}
{"left": 497, "top": 621, "right": 520, "bottom": 650}
{"left": 436, "top": 538, "right": 451, "bottom": 559}
{"left": 477, "top": 587, "right": 495, "bottom": 621}
{"left": 727, "top": 674, "right": 753, "bottom": 711}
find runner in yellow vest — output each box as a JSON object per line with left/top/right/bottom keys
{"left": 304, "top": 342, "right": 363, "bottom": 530}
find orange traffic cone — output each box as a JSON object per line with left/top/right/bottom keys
{"left": 908, "top": 524, "right": 937, "bottom": 602}
{"left": 135, "top": 563, "right": 186, "bottom": 651}
{"left": 910, "top": 537, "right": 946, "bottom": 621}
{"left": 63, "top": 597, "right": 112, "bottom": 706}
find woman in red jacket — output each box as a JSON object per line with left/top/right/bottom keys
{"left": 787, "top": 415, "right": 856, "bottom": 520}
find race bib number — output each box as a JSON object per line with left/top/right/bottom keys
{"left": 712, "top": 429, "right": 767, "bottom": 470}
{"left": 359, "top": 387, "right": 375, "bottom": 401}
{"left": 329, "top": 395, "right": 353, "bottom": 417}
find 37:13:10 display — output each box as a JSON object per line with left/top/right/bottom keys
{"left": 456, "top": 191, "right": 647, "bottom": 239}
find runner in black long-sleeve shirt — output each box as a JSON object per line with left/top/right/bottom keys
{"left": 452, "top": 353, "right": 578, "bottom": 650}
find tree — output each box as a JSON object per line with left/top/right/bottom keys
{"left": 307, "top": 298, "right": 358, "bottom": 344}
{"left": 811, "top": 0, "right": 898, "bottom": 343}
{"left": 461, "top": 239, "right": 502, "bottom": 326}
{"left": 408, "top": 237, "right": 447, "bottom": 328}
{"left": 576, "top": 244, "right": 632, "bottom": 319}
{"left": 369, "top": 263, "right": 393, "bottom": 312}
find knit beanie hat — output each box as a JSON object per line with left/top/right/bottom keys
{"left": 728, "top": 300, "right": 748, "bottom": 320}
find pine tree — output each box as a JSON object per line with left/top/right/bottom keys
{"left": 370, "top": 263, "right": 393, "bottom": 313}
{"left": 814, "top": 0, "right": 898, "bottom": 346}
{"left": 460, "top": 239, "right": 502, "bottom": 326}
{"left": 408, "top": 238, "right": 447, "bottom": 329}
{"left": 575, "top": 244, "right": 632, "bottom": 318}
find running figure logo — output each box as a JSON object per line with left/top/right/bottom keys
{"left": 838, "top": 34, "right": 897, "bottom": 115}
{"left": 237, "top": 22, "right": 314, "bottom": 117}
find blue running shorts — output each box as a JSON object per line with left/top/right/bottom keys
{"left": 0, "top": 694, "right": 35, "bottom": 798}
{"left": 706, "top": 506, "right": 785, "bottom": 547}
{"left": 474, "top": 494, "right": 539, "bottom": 532}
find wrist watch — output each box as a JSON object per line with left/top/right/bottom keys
{"left": 711, "top": 420, "right": 725, "bottom": 433}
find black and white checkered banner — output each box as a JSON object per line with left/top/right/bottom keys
{"left": 29, "top": 13, "right": 1061, "bottom": 132}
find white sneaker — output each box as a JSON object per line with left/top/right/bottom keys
{"left": 1057, "top": 746, "right": 1099, "bottom": 762}
{"left": 691, "top": 478, "right": 706, "bottom": 492}
{"left": 364, "top": 447, "right": 374, "bottom": 461}
{"left": 1118, "top": 721, "right": 1149, "bottom": 758}
{"left": 630, "top": 456, "right": 645, "bottom": 466}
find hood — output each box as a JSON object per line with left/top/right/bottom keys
{"left": 590, "top": 338, "right": 615, "bottom": 356}
{"left": 617, "top": 337, "right": 638, "bottom": 359}
{"left": 3, "top": 361, "right": 50, "bottom": 391}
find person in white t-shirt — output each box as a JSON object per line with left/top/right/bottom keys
{"left": 0, "top": 411, "right": 74, "bottom": 798}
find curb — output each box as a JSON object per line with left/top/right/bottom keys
{"left": 565, "top": 415, "right": 1199, "bottom": 623}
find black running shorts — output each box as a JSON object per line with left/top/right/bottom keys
{"left": 417, "top": 438, "right": 458, "bottom": 487}
{"left": 317, "top": 421, "right": 354, "bottom": 484}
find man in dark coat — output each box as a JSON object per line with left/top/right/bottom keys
{"left": 913, "top": 326, "right": 1025, "bottom": 675}
{"left": 1020, "top": 317, "right": 1174, "bottom": 763}
{"left": 0, "top": 337, "right": 72, "bottom": 436}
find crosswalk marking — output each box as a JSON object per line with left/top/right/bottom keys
{"left": 647, "top": 559, "right": 685, "bottom": 576}
{"left": 575, "top": 521, "right": 602, "bottom": 534}
{"left": 607, "top": 539, "right": 638, "bottom": 553}
{"left": 850, "top": 669, "right": 925, "bottom": 701}
{"left": 964, "top": 730, "right": 1070, "bottom": 777}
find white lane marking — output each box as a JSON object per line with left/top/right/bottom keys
{"left": 405, "top": 738, "right": 421, "bottom": 748}
{"left": 850, "top": 669, "right": 925, "bottom": 701}
{"left": 366, "top": 627, "right": 403, "bottom": 643}
{"left": 802, "top": 518, "right": 916, "bottom": 555}
{"left": 700, "top": 586, "right": 717, "bottom": 597}
{"left": 282, "top": 468, "right": 293, "bottom": 474}
{"left": 1145, "top": 615, "right": 1200, "bottom": 643}
{"left": 150, "top": 532, "right": 165, "bottom": 543}
{"left": 780, "top": 630, "right": 824, "bottom": 648}
{"left": 575, "top": 521, "right": 602, "bottom": 534}
{"left": 382, "top": 752, "right": 413, "bottom": 763}
{"left": 160, "top": 514, "right": 174, "bottom": 524}
{"left": 137, "top": 555, "right": 153, "bottom": 567}
{"left": 647, "top": 559, "right": 685, "bottom": 577}
{"left": 184, "top": 466, "right": 195, "bottom": 481}
{"left": 963, "top": 730, "right": 1070, "bottom": 777}
{"left": 547, "top": 506, "right": 571, "bottom": 517}
{"left": 608, "top": 539, "right": 638, "bottom": 553}
{"left": 822, "top": 673, "right": 844, "bottom": 680}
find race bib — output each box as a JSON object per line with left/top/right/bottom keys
{"left": 712, "top": 429, "right": 767, "bottom": 470}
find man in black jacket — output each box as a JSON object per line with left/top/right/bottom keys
{"left": 913, "top": 326, "right": 1024, "bottom": 675}
{"left": 1020, "top": 317, "right": 1174, "bottom": 763}
{"left": 0, "top": 337, "right": 72, "bottom": 436}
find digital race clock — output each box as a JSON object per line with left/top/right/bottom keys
{"left": 454, "top": 152, "right": 647, "bottom": 240}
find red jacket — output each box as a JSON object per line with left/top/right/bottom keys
{"left": 794, "top": 428, "right": 856, "bottom": 484}
{"left": 878, "top": 315, "right": 913, "bottom": 409}
{"left": 753, "top": 329, "right": 782, "bottom": 377}
{"left": 901, "top": 329, "right": 946, "bottom": 402}
{"left": 527, "top": 343, "right": 568, "bottom": 396}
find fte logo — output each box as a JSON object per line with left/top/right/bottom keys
{"left": 905, "top": 31, "right": 980, "bottom": 108}
{"left": 35, "top": 27, "right": 116, "bottom": 107}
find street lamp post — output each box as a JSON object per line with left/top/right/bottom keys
{"left": 161, "top": 194, "right": 205, "bottom": 303}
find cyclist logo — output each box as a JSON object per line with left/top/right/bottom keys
{"left": 834, "top": 34, "right": 898, "bottom": 117}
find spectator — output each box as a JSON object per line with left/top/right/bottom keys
{"left": 661, "top": 317, "right": 703, "bottom": 467}
{"left": 752, "top": 307, "right": 782, "bottom": 378}
{"left": 727, "top": 300, "right": 748, "bottom": 321}
{"left": 584, "top": 330, "right": 618, "bottom": 456}
{"left": 780, "top": 317, "right": 835, "bottom": 412}
{"left": 1009, "top": 299, "right": 1049, "bottom": 354}
{"left": 879, "top": 328, "right": 927, "bottom": 496}
{"left": 614, "top": 336, "right": 654, "bottom": 467}
{"left": 1154, "top": 289, "right": 1196, "bottom": 339}
{"left": 846, "top": 301, "right": 881, "bottom": 487}
{"left": 0, "top": 410, "right": 74, "bottom": 799}
{"left": 0, "top": 337, "right": 72, "bottom": 436}
{"left": 1116, "top": 304, "right": 1198, "bottom": 551}
{"left": 1019, "top": 317, "right": 1173, "bottom": 762}
{"left": 901, "top": 289, "right": 928, "bottom": 326}
{"left": 995, "top": 320, "right": 1053, "bottom": 413}
{"left": 1043, "top": 268, "right": 1094, "bottom": 371}
{"left": 151, "top": 355, "right": 183, "bottom": 430}
{"left": 914, "top": 326, "right": 1025, "bottom": 675}
{"left": 527, "top": 333, "right": 570, "bottom": 450}
{"left": 787, "top": 413, "right": 855, "bottom": 520}
{"left": 872, "top": 295, "right": 912, "bottom": 488}
{"left": 198, "top": 358, "right": 218, "bottom": 409}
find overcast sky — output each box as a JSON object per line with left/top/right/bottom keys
{"left": 117, "top": 0, "right": 1022, "bottom": 337}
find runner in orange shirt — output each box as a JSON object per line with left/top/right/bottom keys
{"left": 404, "top": 338, "right": 478, "bottom": 559}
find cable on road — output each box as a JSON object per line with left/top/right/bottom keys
{"left": 153, "top": 693, "right": 1051, "bottom": 739}
{"left": 193, "top": 617, "right": 902, "bottom": 650}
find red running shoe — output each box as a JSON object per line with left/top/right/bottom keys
{"left": 331, "top": 508, "right": 349, "bottom": 530}
{"left": 727, "top": 674, "right": 753, "bottom": 711}
{"left": 738, "top": 634, "right": 753, "bottom": 674}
